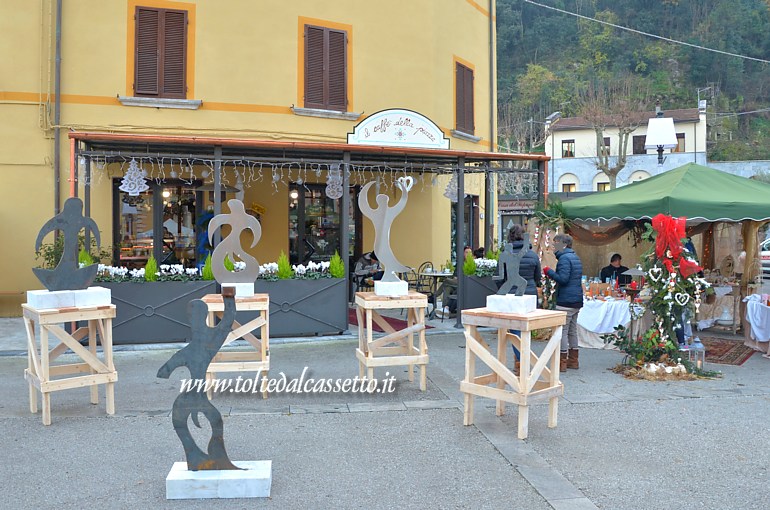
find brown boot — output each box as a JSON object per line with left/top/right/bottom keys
{"left": 514, "top": 360, "right": 521, "bottom": 375}
{"left": 560, "top": 351, "right": 568, "bottom": 372}
{"left": 567, "top": 348, "right": 579, "bottom": 369}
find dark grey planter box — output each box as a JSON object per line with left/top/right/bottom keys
{"left": 100, "top": 281, "right": 217, "bottom": 344}
{"left": 253, "top": 278, "right": 348, "bottom": 337}
{"left": 461, "top": 275, "right": 499, "bottom": 310}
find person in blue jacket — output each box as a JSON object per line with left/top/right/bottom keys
{"left": 543, "top": 234, "right": 583, "bottom": 372}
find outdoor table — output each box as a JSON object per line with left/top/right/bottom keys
{"left": 419, "top": 271, "right": 451, "bottom": 318}
{"left": 354, "top": 291, "right": 428, "bottom": 390}
{"left": 202, "top": 293, "right": 270, "bottom": 398}
{"left": 461, "top": 307, "right": 566, "bottom": 439}
{"left": 22, "top": 303, "right": 117, "bottom": 425}
{"left": 697, "top": 284, "right": 741, "bottom": 335}
{"left": 744, "top": 296, "right": 770, "bottom": 357}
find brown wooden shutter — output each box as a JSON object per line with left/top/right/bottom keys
{"left": 304, "top": 25, "right": 325, "bottom": 109}
{"left": 455, "top": 63, "right": 465, "bottom": 132}
{"left": 135, "top": 8, "right": 160, "bottom": 96}
{"left": 327, "top": 29, "right": 347, "bottom": 111}
{"left": 161, "top": 9, "right": 187, "bottom": 98}
{"left": 463, "top": 65, "right": 474, "bottom": 134}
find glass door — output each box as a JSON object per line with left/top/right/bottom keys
{"left": 289, "top": 184, "right": 341, "bottom": 265}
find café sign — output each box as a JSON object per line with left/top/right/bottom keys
{"left": 348, "top": 109, "right": 450, "bottom": 149}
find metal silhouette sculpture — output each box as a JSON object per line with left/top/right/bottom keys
{"left": 495, "top": 233, "right": 530, "bottom": 296}
{"left": 208, "top": 199, "right": 262, "bottom": 284}
{"left": 33, "top": 197, "right": 101, "bottom": 291}
{"left": 358, "top": 177, "right": 412, "bottom": 282}
{"left": 157, "top": 288, "right": 241, "bottom": 471}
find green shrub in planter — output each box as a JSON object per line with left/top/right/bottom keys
{"left": 79, "top": 249, "right": 93, "bottom": 266}
{"left": 144, "top": 255, "right": 158, "bottom": 282}
{"left": 463, "top": 253, "right": 476, "bottom": 276}
{"left": 329, "top": 251, "right": 345, "bottom": 278}
{"left": 202, "top": 253, "right": 215, "bottom": 280}
{"left": 277, "top": 251, "right": 294, "bottom": 279}
{"left": 223, "top": 254, "right": 235, "bottom": 272}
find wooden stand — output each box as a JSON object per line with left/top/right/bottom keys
{"left": 22, "top": 303, "right": 117, "bottom": 426}
{"left": 461, "top": 307, "right": 566, "bottom": 439}
{"left": 202, "top": 294, "right": 270, "bottom": 399}
{"left": 355, "top": 291, "right": 428, "bottom": 391}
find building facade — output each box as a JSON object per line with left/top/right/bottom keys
{"left": 544, "top": 108, "right": 707, "bottom": 193}
{"left": 1, "top": 0, "right": 525, "bottom": 315}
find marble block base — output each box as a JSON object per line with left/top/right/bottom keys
{"left": 374, "top": 281, "right": 409, "bottom": 297}
{"left": 486, "top": 294, "right": 537, "bottom": 314}
{"left": 26, "top": 286, "right": 111, "bottom": 309}
{"left": 221, "top": 283, "right": 255, "bottom": 297}
{"left": 166, "top": 461, "right": 272, "bottom": 499}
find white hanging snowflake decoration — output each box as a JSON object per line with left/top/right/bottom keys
{"left": 325, "top": 164, "right": 343, "bottom": 199}
{"left": 444, "top": 172, "right": 458, "bottom": 202}
{"left": 119, "top": 158, "right": 149, "bottom": 196}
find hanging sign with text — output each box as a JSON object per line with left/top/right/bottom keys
{"left": 347, "top": 109, "right": 450, "bottom": 149}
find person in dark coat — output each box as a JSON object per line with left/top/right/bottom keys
{"left": 599, "top": 253, "right": 630, "bottom": 285}
{"left": 543, "top": 234, "right": 583, "bottom": 371}
{"left": 505, "top": 224, "right": 542, "bottom": 371}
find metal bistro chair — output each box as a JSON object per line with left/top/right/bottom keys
{"left": 415, "top": 261, "right": 437, "bottom": 316}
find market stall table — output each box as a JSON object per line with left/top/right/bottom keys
{"left": 22, "top": 303, "right": 117, "bottom": 425}
{"left": 744, "top": 295, "right": 770, "bottom": 357}
{"left": 202, "top": 293, "right": 270, "bottom": 398}
{"left": 460, "top": 307, "right": 566, "bottom": 439}
{"left": 577, "top": 298, "right": 642, "bottom": 349}
{"left": 355, "top": 291, "right": 428, "bottom": 390}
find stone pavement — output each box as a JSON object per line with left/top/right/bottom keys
{"left": 1, "top": 314, "right": 769, "bottom": 509}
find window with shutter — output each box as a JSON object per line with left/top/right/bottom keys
{"left": 455, "top": 63, "right": 474, "bottom": 135}
{"left": 304, "top": 24, "right": 347, "bottom": 112}
{"left": 134, "top": 6, "right": 187, "bottom": 99}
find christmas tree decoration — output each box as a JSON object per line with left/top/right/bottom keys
{"left": 443, "top": 172, "right": 458, "bottom": 202}
{"left": 119, "top": 158, "right": 149, "bottom": 196}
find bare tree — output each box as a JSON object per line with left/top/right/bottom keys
{"left": 576, "top": 79, "right": 651, "bottom": 189}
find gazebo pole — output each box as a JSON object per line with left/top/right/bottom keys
{"left": 455, "top": 157, "right": 465, "bottom": 329}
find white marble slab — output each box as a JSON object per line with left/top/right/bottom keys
{"left": 26, "top": 286, "right": 111, "bottom": 309}
{"left": 486, "top": 294, "right": 537, "bottom": 314}
{"left": 374, "top": 281, "right": 409, "bottom": 297}
{"left": 221, "top": 283, "right": 255, "bottom": 297}
{"left": 166, "top": 460, "right": 272, "bottom": 499}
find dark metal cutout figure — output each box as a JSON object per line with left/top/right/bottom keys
{"left": 33, "top": 197, "right": 101, "bottom": 291}
{"left": 358, "top": 178, "right": 412, "bottom": 282}
{"left": 157, "top": 288, "right": 241, "bottom": 471}
{"left": 495, "top": 233, "right": 530, "bottom": 296}
{"left": 208, "top": 199, "right": 262, "bottom": 284}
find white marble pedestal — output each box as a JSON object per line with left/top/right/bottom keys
{"left": 166, "top": 461, "right": 272, "bottom": 499}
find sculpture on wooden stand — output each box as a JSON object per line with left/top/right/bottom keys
{"left": 33, "top": 197, "right": 100, "bottom": 291}
{"left": 208, "top": 199, "right": 262, "bottom": 284}
{"left": 495, "top": 233, "right": 530, "bottom": 296}
{"left": 157, "top": 287, "right": 240, "bottom": 471}
{"left": 358, "top": 177, "right": 412, "bottom": 282}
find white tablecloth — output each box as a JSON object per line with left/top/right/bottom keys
{"left": 744, "top": 296, "right": 770, "bottom": 356}
{"left": 576, "top": 299, "right": 631, "bottom": 349}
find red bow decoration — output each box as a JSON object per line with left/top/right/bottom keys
{"left": 679, "top": 258, "right": 702, "bottom": 278}
{"left": 652, "top": 214, "right": 686, "bottom": 260}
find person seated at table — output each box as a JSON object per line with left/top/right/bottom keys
{"left": 355, "top": 251, "right": 382, "bottom": 287}
{"left": 434, "top": 246, "right": 473, "bottom": 318}
{"left": 473, "top": 246, "right": 486, "bottom": 259}
{"left": 599, "top": 253, "right": 631, "bottom": 285}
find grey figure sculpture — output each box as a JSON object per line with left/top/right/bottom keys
{"left": 208, "top": 199, "right": 262, "bottom": 283}
{"left": 157, "top": 288, "right": 240, "bottom": 471}
{"left": 33, "top": 197, "right": 101, "bottom": 291}
{"left": 358, "top": 178, "right": 412, "bottom": 282}
{"left": 495, "top": 233, "right": 529, "bottom": 296}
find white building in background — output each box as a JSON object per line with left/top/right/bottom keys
{"left": 544, "top": 107, "right": 707, "bottom": 193}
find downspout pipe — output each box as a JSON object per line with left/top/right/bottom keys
{"left": 54, "top": 0, "right": 63, "bottom": 210}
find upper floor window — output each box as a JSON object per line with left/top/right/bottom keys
{"left": 562, "top": 140, "right": 575, "bottom": 158}
{"left": 455, "top": 63, "right": 475, "bottom": 135}
{"left": 632, "top": 135, "right": 647, "bottom": 155}
{"left": 673, "top": 133, "right": 685, "bottom": 153}
{"left": 599, "top": 137, "right": 610, "bottom": 156}
{"left": 304, "top": 25, "right": 347, "bottom": 111}
{"left": 134, "top": 7, "right": 188, "bottom": 98}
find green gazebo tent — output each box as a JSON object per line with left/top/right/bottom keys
{"left": 562, "top": 163, "right": 770, "bottom": 223}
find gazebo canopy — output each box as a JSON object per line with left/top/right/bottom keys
{"left": 562, "top": 163, "right": 770, "bottom": 223}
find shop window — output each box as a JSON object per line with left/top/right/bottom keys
{"left": 134, "top": 6, "right": 188, "bottom": 98}
{"left": 633, "top": 135, "right": 647, "bottom": 154}
{"left": 289, "top": 183, "right": 342, "bottom": 265}
{"left": 562, "top": 183, "right": 576, "bottom": 192}
{"left": 673, "top": 133, "right": 685, "bottom": 152}
{"left": 304, "top": 25, "right": 347, "bottom": 111}
{"left": 114, "top": 180, "right": 200, "bottom": 268}
{"left": 455, "top": 62, "right": 475, "bottom": 135}
{"left": 561, "top": 140, "right": 575, "bottom": 158}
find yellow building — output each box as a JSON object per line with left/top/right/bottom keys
{"left": 1, "top": 0, "right": 544, "bottom": 316}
